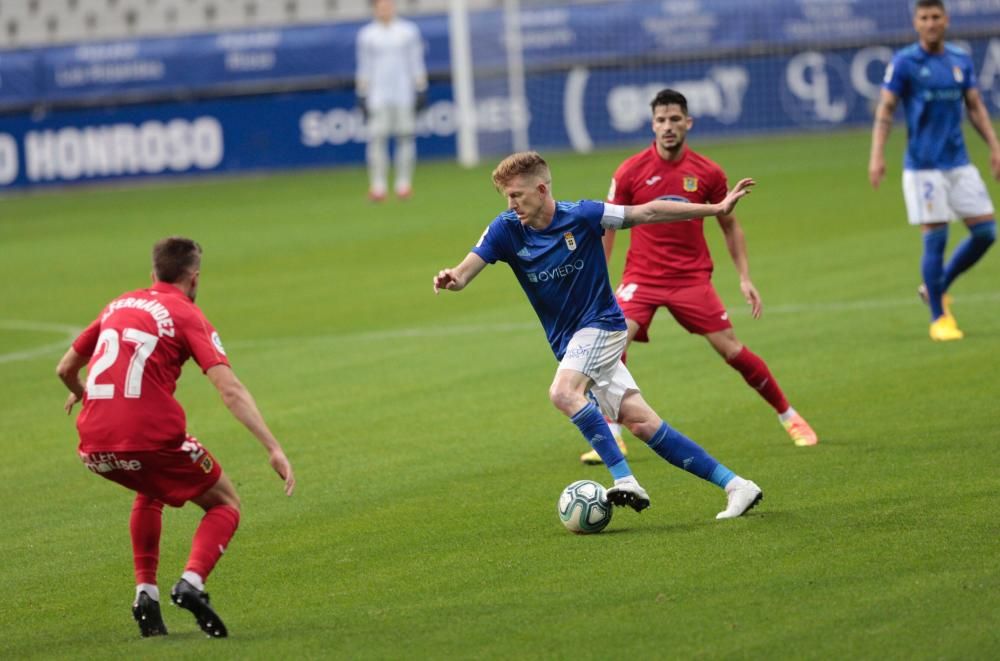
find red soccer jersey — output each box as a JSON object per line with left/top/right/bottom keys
{"left": 608, "top": 143, "right": 728, "bottom": 285}
{"left": 72, "top": 281, "right": 230, "bottom": 452}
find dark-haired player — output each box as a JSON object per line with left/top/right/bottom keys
{"left": 869, "top": 0, "right": 999, "bottom": 340}
{"left": 56, "top": 237, "right": 294, "bottom": 638}
{"left": 586, "top": 88, "right": 817, "bottom": 465}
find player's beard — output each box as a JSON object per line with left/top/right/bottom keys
{"left": 660, "top": 134, "right": 685, "bottom": 157}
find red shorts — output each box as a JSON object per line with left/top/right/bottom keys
{"left": 615, "top": 280, "right": 732, "bottom": 340}
{"left": 79, "top": 435, "right": 222, "bottom": 507}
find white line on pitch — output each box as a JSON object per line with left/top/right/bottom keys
{"left": 2, "top": 290, "right": 999, "bottom": 364}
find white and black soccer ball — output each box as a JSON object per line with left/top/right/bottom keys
{"left": 557, "top": 479, "right": 613, "bottom": 534}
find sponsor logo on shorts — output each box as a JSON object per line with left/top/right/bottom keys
{"left": 182, "top": 439, "right": 206, "bottom": 464}
{"left": 81, "top": 452, "right": 142, "bottom": 473}
{"left": 565, "top": 343, "right": 593, "bottom": 360}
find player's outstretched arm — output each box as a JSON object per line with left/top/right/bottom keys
{"left": 56, "top": 347, "right": 89, "bottom": 414}
{"left": 623, "top": 178, "right": 755, "bottom": 228}
{"left": 869, "top": 89, "right": 898, "bottom": 189}
{"left": 433, "top": 252, "right": 488, "bottom": 294}
{"left": 206, "top": 365, "right": 295, "bottom": 496}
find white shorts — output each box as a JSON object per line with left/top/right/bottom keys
{"left": 558, "top": 328, "right": 638, "bottom": 421}
{"left": 902, "top": 165, "right": 995, "bottom": 225}
{"left": 367, "top": 105, "right": 417, "bottom": 140}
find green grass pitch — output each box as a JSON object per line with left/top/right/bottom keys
{"left": 1, "top": 126, "right": 998, "bottom": 659}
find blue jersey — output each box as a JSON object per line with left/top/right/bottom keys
{"left": 883, "top": 42, "right": 976, "bottom": 170}
{"left": 472, "top": 200, "right": 626, "bottom": 360}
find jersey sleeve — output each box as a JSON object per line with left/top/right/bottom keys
{"left": 181, "top": 308, "right": 230, "bottom": 373}
{"left": 407, "top": 23, "right": 427, "bottom": 84}
{"left": 574, "top": 199, "right": 621, "bottom": 233}
{"left": 471, "top": 216, "right": 509, "bottom": 264}
{"left": 962, "top": 53, "right": 977, "bottom": 91}
{"left": 882, "top": 53, "right": 908, "bottom": 96}
{"left": 706, "top": 166, "right": 729, "bottom": 205}
{"left": 71, "top": 316, "right": 102, "bottom": 357}
{"left": 355, "top": 25, "right": 371, "bottom": 90}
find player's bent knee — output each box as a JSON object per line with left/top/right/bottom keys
{"left": 971, "top": 221, "right": 996, "bottom": 244}
{"left": 193, "top": 473, "right": 241, "bottom": 511}
{"left": 548, "top": 388, "right": 581, "bottom": 415}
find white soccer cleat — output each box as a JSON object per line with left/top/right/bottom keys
{"left": 716, "top": 480, "right": 763, "bottom": 520}
{"left": 606, "top": 477, "right": 650, "bottom": 512}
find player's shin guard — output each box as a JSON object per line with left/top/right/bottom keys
{"left": 645, "top": 421, "right": 733, "bottom": 487}
{"left": 922, "top": 227, "right": 949, "bottom": 320}
{"left": 185, "top": 505, "right": 240, "bottom": 581}
{"left": 726, "top": 346, "right": 790, "bottom": 413}
{"left": 571, "top": 402, "right": 632, "bottom": 479}
{"left": 131, "top": 494, "right": 164, "bottom": 586}
{"left": 943, "top": 220, "right": 996, "bottom": 291}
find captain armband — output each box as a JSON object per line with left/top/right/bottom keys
{"left": 600, "top": 204, "right": 626, "bottom": 230}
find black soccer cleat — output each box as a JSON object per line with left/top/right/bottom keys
{"left": 170, "top": 579, "right": 228, "bottom": 638}
{"left": 132, "top": 591, "right": 168, "bottom": 637}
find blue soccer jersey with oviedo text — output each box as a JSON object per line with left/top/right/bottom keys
{"left": 472, "top": 200, "right": 626, "bottom": 360}
{"left": 883, "top": 42, "right": 976, "bottom": 170}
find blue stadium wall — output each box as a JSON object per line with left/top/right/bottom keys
{"left": 2, "top": 2, "right": 1000, "bottom": 190}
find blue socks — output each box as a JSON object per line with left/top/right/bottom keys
{"left": 571, "top": 403, "right": 631, "bottom": 480}
{"left": 922, "top": 221, "right": 996, "bottom": 320}
{"left": 646, "top": 421, "right": 734, "bottom": 489}
{"left": 921, "top": 226, "right": 948, "bottom": 320}
{"left": 943, "top": 220, "right": 995, "bottom": 291}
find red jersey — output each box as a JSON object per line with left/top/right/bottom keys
{"left": 72, "top": 281, "right": 230, "bottom": 452}
{"left": 608, "top": 143, "right": 728, "bottom": 285}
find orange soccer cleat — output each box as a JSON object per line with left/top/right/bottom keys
{"left": 782, "top": 412, "right": 819, "bottom": 447}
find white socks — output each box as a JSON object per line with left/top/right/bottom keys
{"left": 181, "top": 571, "right": 205, "bottom": 592}
{"left": 136, "top": 583, "right": 159, "bottom": 602}
{"left": 778, "top": 407, "right": 797, "bottom": 423}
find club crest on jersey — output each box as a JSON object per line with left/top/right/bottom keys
{"left": 953, "top": 66, "right": 964, "bottom": 83}
{"left": 563, "top": 232, "right": 577, "bottom": 251}
{"left": 683, "top": 176, "right": 698, "bottom": 192}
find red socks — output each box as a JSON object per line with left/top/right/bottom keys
{"left": 130, "top": 494, "right": 164, "bottom": 585}
{"left": 726, "top": 346, "right": 789, "bottom": 413}
{"left": 185, "top": 505, "right": 241, "bottom": 580}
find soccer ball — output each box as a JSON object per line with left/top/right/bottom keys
{"left": 557, "top": 480, "right": 613, "bottom": 534}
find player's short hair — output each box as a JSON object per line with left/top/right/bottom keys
{"left": 914, "top": 0, "right": 945, "bottom": 11}
{"left": 491, "top": 151, "right": 552, "bottom": 191}
{"left": 651, "top": 89, "right": 689, "bottom": 115}
{"left": 152, "top": 236, "right": 202, "bottom": 283}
